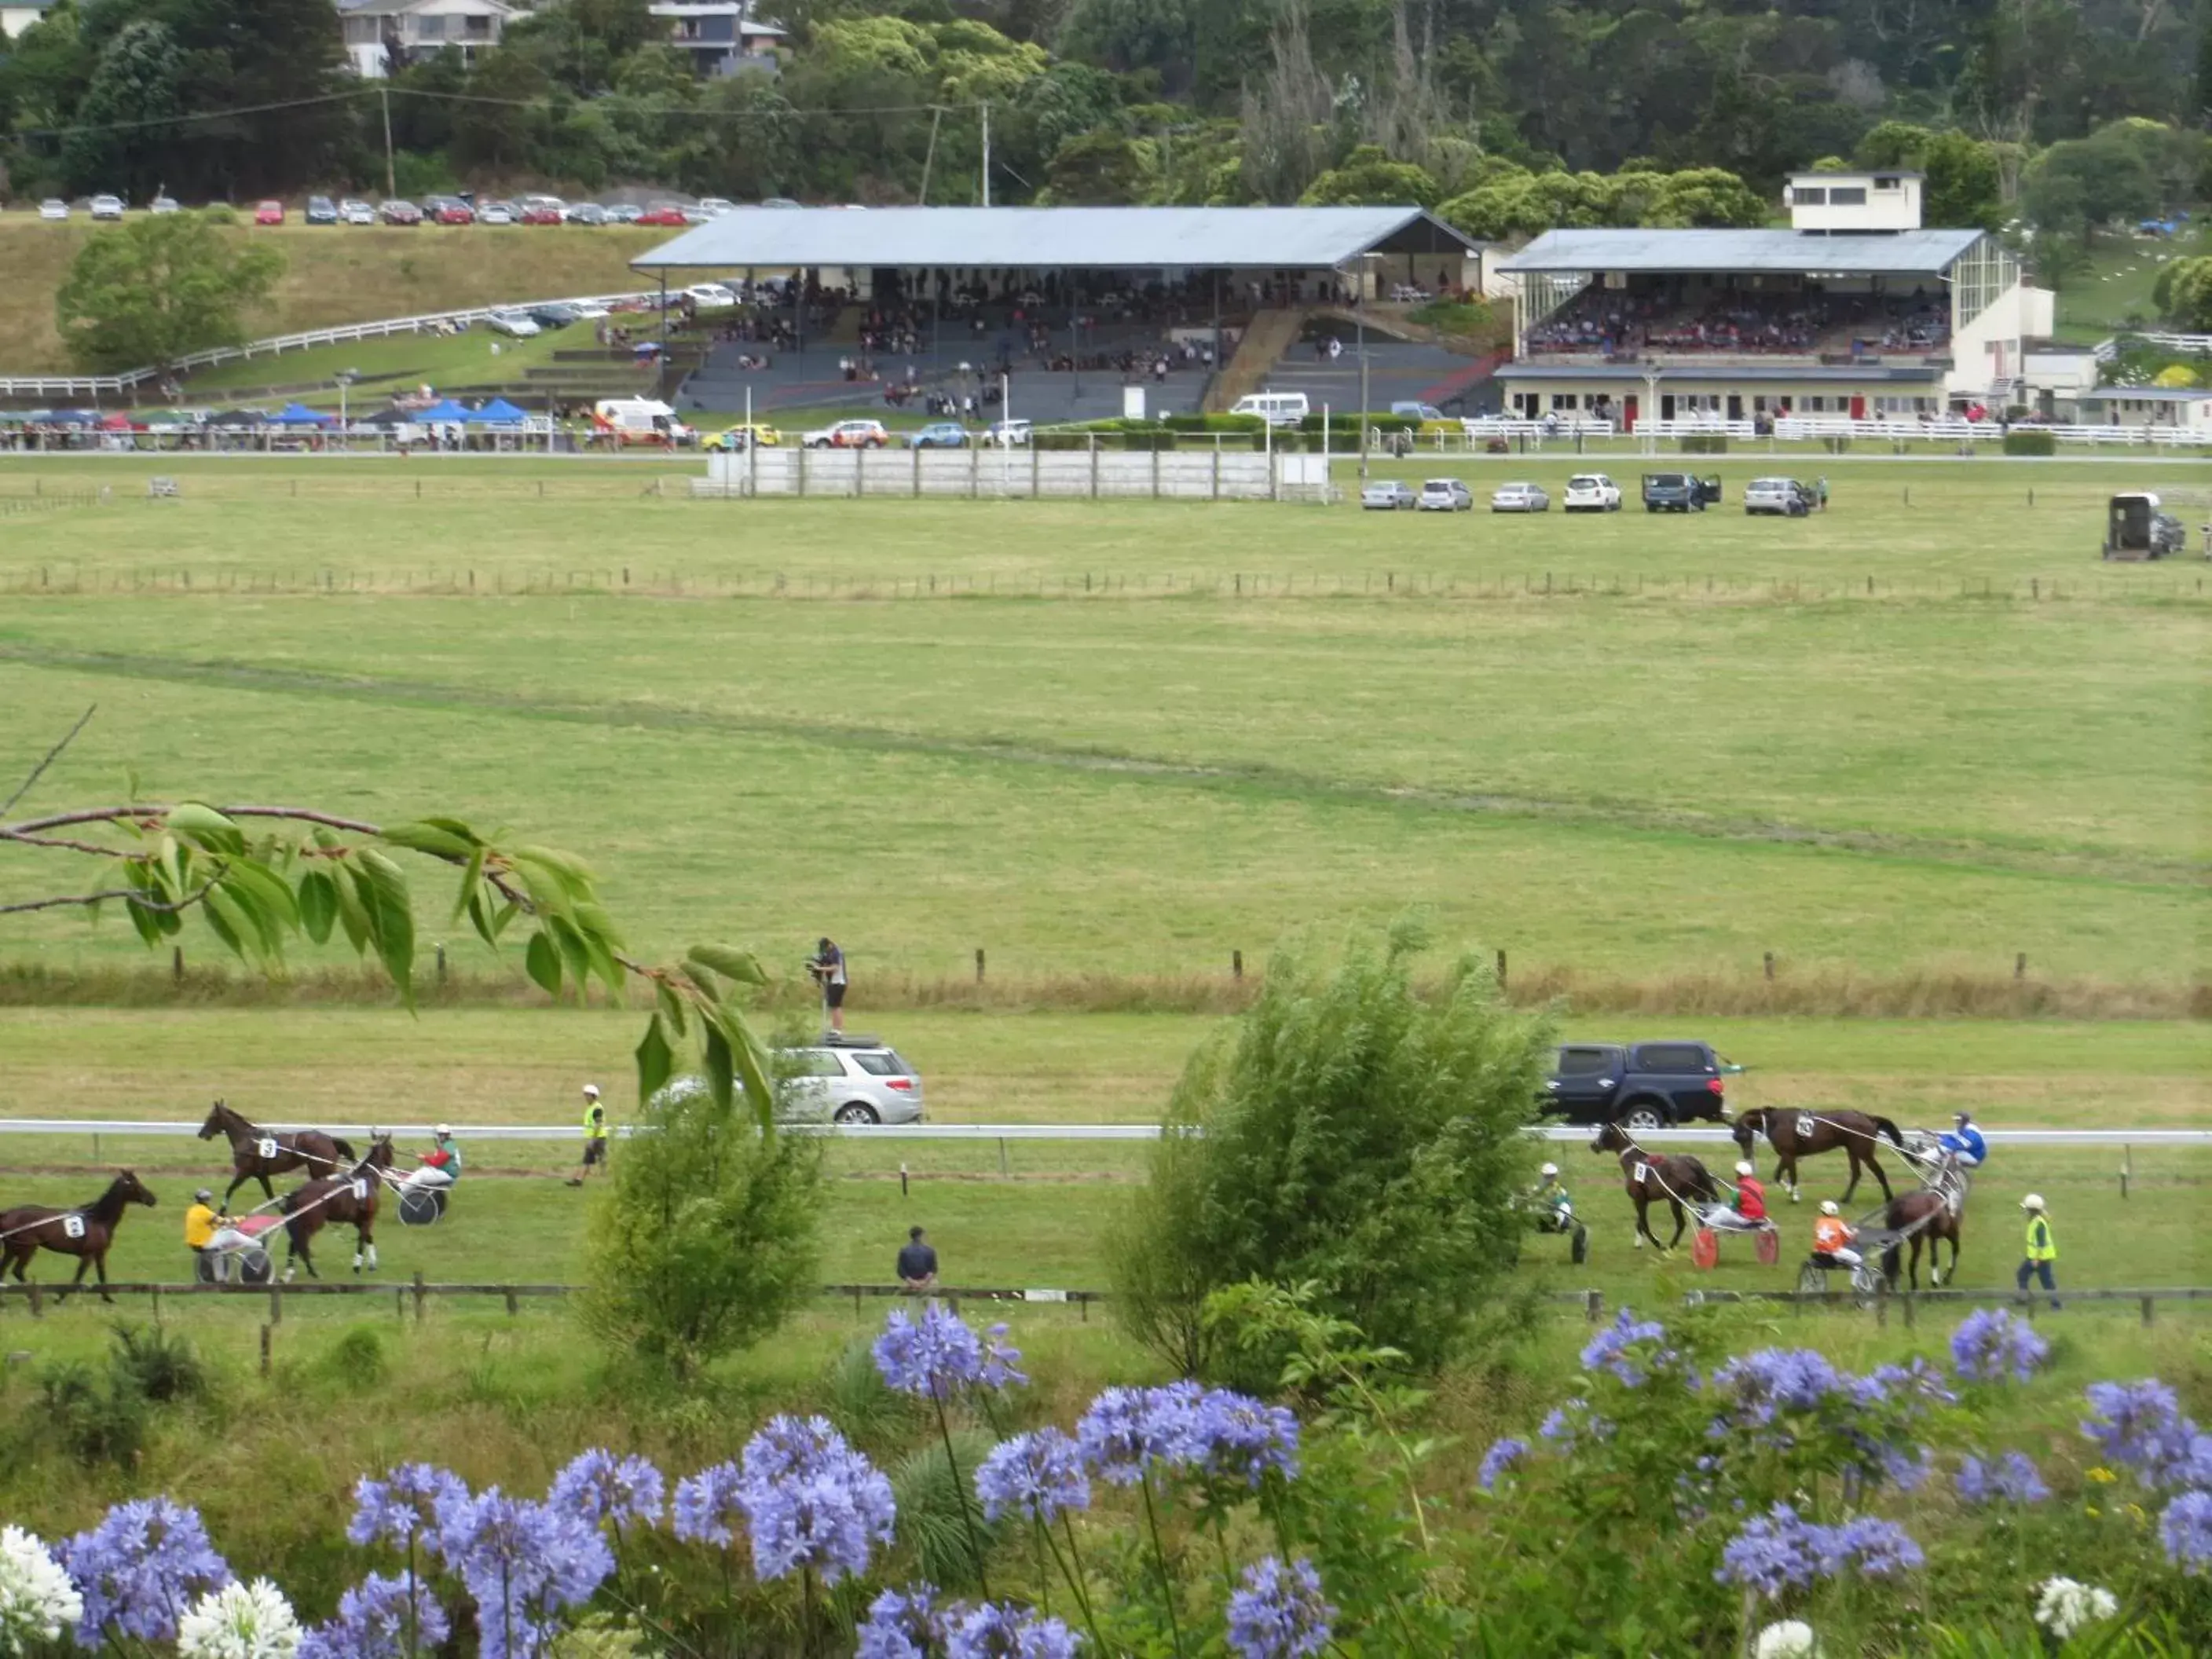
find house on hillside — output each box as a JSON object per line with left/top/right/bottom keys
{"left": 649, "top": 0, "right": 786, "bottom": 76}
{"left": 0, "top": 0, "right": 57, "bottom": 41}
{"left": 1493, "top": 167, "right": 2056, "bottom": 424}
{"left": 338, "top": 0, "right": 513, "bottom": 79}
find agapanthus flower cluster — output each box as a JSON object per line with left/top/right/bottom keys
{"left": 61, "top": 1497, "right": 233, "bottom": 1647}
{"left": 729, "top": 1415, "right": 895, "bottom": 1585}
{"left": 2034, "top": 1576, "right": 2119, "bottom": 1639}
{"left": 1075, "top": 1385, "right": 1198, "bottom": 1485}
{"left": 1476, "top": 1437, "right": 1529, "bottom": 1493}
{"left": 548, "top": 1449, "right": 665, "bottom": 1531}
{"left": 1709, "top": 1350, "right": 1843, "bottom": 1432}
{"left": 1947, "top": 1309, "right": 2049, "bottom": 1385}
{"left": 2080, "top": 1380, "right": 2203, "bottom": 1487}
{"left": 431, "top": 1486, "right": 613, "bottom": 1659}
{"left": 295, "top": 1573, "right": 450, "bottom": 1659}
{"left": 2161, "top": 1490, "right": 2212, "bottom": 1574}
{"left": 1188, "top": 1390, "right": 1300, "bottom": 1489}
{"left": 1579, "top": 1308, "right": 1676, "bottom": 1389}
{"left": 671, "top": 1463, "right": 748, "bottom": 1550}
{"left": 1954, "top": 1451, "right": 2049, "bottom": 1507}
{"left": 1752, "top": 1622, "right": 1822, "bottom": 1659}
{"left": 855, "top": 1588, "right": 1078, "bottom": 1659}
{"left": 1225, "top": 1556, "right": 1335, "bottom": 1659}
{"left": 346, "top": 1465, "right": 471, "bottom": 1554}
{"left": 875, "top": 1304, "right": 1024, "bottom": 1400}
{"left": 0, "top": 1525, "right": 83, "bottom": 1650}
{"left": 974, "top": 1430, "right": 1091, "bottom": 1525}
{"left": 176, "top": 1579, "right": 301, "bottom": 1659}
{"left": 1849, "top": 1358, "right": 1955, "bottom": 1413}
{"left": 1717, "top": 1504, "right": 1921, "bottom": 1598}
{"left": 856, "top": 1584, "right": 944, "bottom": 1659}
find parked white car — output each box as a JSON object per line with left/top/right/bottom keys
{"left": 1360, "top": 480, "right": 1417, "bottom": 511}
{"left": 89, "top": 194, "right": 124, "bottom": 221}
{"left": 1490, "top": 481, "right": 1551, "bottom": 513}
{"left": 1562, "top": 473, "right": 1622, "bottom": 512}
{"left": 696, "top": 197, "right": 737, "bottom": 215}
{"left": 485, "top": 311, "right": 541, "bottom": 338}
{"left": 985, "top": 418, "right": 1034, "bottom": 447}
{"left": 683, "top": 282, "right": 739, "bottom": 308}
{"left": 149, "top": 195, "right": 181, "bottom": 215}
{"left": 340, "top": 199, "right": 375, "bottom": 225}
{"left": 653, "top": 1035, "right": 927, "bottom": 1126}
{"left": 38, "top": 199, "right": 67, "bottom": 221}
{"left": 1416, "top": 478, "right": 1474, "bottom": 511}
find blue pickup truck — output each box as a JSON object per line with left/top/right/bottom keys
{"left": 1641, "top": 472, "right": 1723, "bottom": 512}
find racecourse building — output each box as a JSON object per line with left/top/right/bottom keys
{"left": 1494, "top": 170, "right": 2053, "bottom": 427}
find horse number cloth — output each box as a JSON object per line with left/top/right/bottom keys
{"left": 350, "top": 1179, "right": 368, "bottom": 1200}
{"left": 62, "top": 1214, "right": 85, "bottom": 1240}
{"left": 1633, "top": 1162, "right": 1650, "bottom": 1185}
{"left": 256, "top": 1137, "right": 278, "bottom": 1159}
{"left": 1794, "top": 1113, "right": 1817, "bottom": 1141}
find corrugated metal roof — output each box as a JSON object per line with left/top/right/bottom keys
{"left": 1500, "top": 362, "right": 1943, "bottom": 383}
{"left": 633, "top": 207, "right": 1483, "bottom": 272}
{"left": 2078, "top": 386, "right": 2212, "bottom": 402}
{"left": 1497, "top": 228, "right": 1983, "bottom": 276}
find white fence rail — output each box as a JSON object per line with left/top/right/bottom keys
{"left": 0, "top": 291, "right": 668, "bottom": 402}
{"left": 2, "top": 1119, "right": 2204, "bottom": 1147}
{"left": 699, "top": 446, "right": 1334, "bottom": 503}
{"left": 2095, "top": 331, "right": 2212, "bottom": 362}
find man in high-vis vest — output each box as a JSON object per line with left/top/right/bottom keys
{"left": 2016, "top": 1194, "right": 2060, "bottom": 1309}
{"left": 569, "top": 1084, "right": 610, "bottom": 1188}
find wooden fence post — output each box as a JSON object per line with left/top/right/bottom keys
{"left": 1232, "top": 950, "right": 1243, "bottom": 980}
{"left": 259, "top": 1324, "right": 272, "bottom": 1376}
{"left": 268, "top": 1287, "right": 282, "bottom": 1325}
{"left": 1763, "top": 951, "right": 1776, "bottom": 982}
{"left": 1496, "top": 949, "right": 1507, "bottom": 985}
{"left": 974, "top": 948, "right": 986, "bottom": 984}
{"left": 1584, "top": 1289, "right": 1602, "bottom": 1323}
{"left": 412, "top": 1271, "right": 427, "bottom": 1325}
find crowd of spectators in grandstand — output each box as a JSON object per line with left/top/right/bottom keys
{"left": 1525, "top": 284, "right": 1951, "bottom": 356}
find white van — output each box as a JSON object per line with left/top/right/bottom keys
{"left": 591, "top": 397, "right": 694, "bottom": 445}
{"left": 1229, "top": 391, "right": 1310, "bottom": 427}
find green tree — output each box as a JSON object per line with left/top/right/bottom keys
{"left": 2022, "top": 129, "right": 2158, "bottom": 247}
{"left": 53, "top": 211, "right": 283, "bottom": 372}
{"left": 2152, "top": 255, "right": 2212, "bottom": 328}
{"left": 1044, "top": 127, "right": 1156, "bottom": 203}
{"left": 59, "top": 17, "right": 185, "bottom": 199}
{"left": 1298, "top": 143, "right": 1441, "bottom": 207}
{"left": 1110, "top": 923, "right": 1551, "bottom": 1380}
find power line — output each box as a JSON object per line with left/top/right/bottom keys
{"left": 13, "top": 90, "right": 371, "bottom": 141}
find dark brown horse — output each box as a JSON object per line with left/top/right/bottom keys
{"left": 199, "top": 1100, "right": 356, "bottom": 1207}
{"left": 1878, "top": 1181, "right": 1965, "bottom": 1291}
{"left": 0, "top": 1170, "right": 158, "bottom": 1302}
{"left": 280, "top": 1138, "right": 394, "bottom": 1281}
{"left": 1589, "top": 1121, "right": 1719, "bottom": 1252}
{"left": 1731, "top": 1108, "right": 1906, "bottom": 1206}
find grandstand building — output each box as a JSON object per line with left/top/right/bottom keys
{"left": 1494, "top": 169, "right": 2052, "bottom": 427}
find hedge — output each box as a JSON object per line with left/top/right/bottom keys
{"left": 1679, "top": 434, "right": 1728, "bottom": 454}
{"left": 2002, "top": 428, "right": 2056, "bottom": 456}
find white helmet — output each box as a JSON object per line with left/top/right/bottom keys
{"left": 2020, "top": 1193, "right": 2045, "bottom": 1212}
{"left": 1819, "top": 1199, "right": 1840, "bottom": 1217}
{"left": 1539, "top": 1163, "right": 1558, "bottom": 1177}
{"left": 583, "top": 1083, "right": 601, "bottom": 1099}
{"left": 1734, "top": 1161, "right": 1755, "bottom": 1177}
{"left": 434, "top": 1123, "right": 452, "bottom": 1138}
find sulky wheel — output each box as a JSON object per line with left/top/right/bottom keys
{"left": 238, "top": 1247, "right": 273, "bottom": 1286}
{"left": 1796, "top": 1260, "right": 1826, "bottom": 1298}
{"left": 398, "top": 1188, "right": 442, "bottom": 1228}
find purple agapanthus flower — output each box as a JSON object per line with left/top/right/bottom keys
{"left": 874, "top": 1304, "right": 987, "bottom": 1398}
{"left": 741, "top": 1416, "right": 849, "bottom": 1492}
{"left": 548, "top": 1450, "right": 665, "bottom": 1531}
{"left": 2081, "top": 1380, "right": 2195, "bottom": 1478}
{"left": 346, "top": 1465, "right": 471, "bottom": 1553}
{"left": 1538, "top": 1406, "right": 1578, "bottom": 1445}
{"left": 1075, "top": 1385, "right": 1198, "bottom": 1485}
{"left": 1950, "top": 1309, "right": 2051, "bottom": 1385}
{"left": 2161, "top": 1491, "right": 2212, "bottom": 1574}
{"left": 433, "top": 1487, "right": 613, "bottom": 1659}
{"left": 61, "top": 1499, "right": 233, "bottom": 1648}
{"left": 941, "top": 1601, "right": 1081, "bottom": 1659}
{"left": 1956, "top": 1451, "right": 2050, "bottom": 1506}
{"left": 1711, "top": 1350, "right": 1842, "bottom": 1427}
{"left": 1856, "top": 1357, "right": 1957, "bottom": 1413}
{"left": 296, "top": 1573, "right": 451, "bottom": 1659}
{"left": 980, "top": 1324, "right": 1028, "bottom": 1391}
{"left": 974, "top": 1430, "right": 1091, "bottom": 1525}
{"left": 1716, "top": 1504, "right": 1822, "bottom": 1599}
{"left": 1818, "top": 1515, "right": 1924, "bottom": 1579}
{"left": 856, "top": 1584, "right": 945, "bottom": 1659}
{"left": 1476, "top": 1437, "right": 1529, "bottom": 1493}
{"left": 731, "top": 1415, "right": 895, "bottom": 1585}
{"left": 1580, "top": 1308, "right": 1672, "bottom": 1388}
{"left": 1225, "top": 1556, "right": 1335, "bottom": 1659}
{"left": 671, "top": 1463, "right": 746, "bottom": 1548}
{"left": 1189, "top": 1391, "right": 1300, "bottom": 1488}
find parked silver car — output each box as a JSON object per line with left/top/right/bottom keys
{"left": 1361, "top": 480, "right": 1416, "bottom": 510}
{"left": 1744, "top": 477, "right": 1813, "bottom": 517}
{"left": 1416, "top": 478, "right": 1474, "bottom": 511}
{"left": 1490, "top": 481, "right": 1551, "bottom": 512}
{"left": 654, "top": 1035, "right": 925, "bottom": 1126}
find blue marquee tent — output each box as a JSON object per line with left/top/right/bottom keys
{"left": 415, "top": 399, "right": 473, "bottom": 423}
{"left": 272, "top": 402, "right": 335, "bottom": 425}
{"left": 467, "top": 398, "right": 529, "bottom": 424}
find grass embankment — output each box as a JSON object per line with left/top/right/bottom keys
{"left": 2052, "top": 225, "right": 2210, "bottom": 341}
{"left": 0, "top": 221, "right": 668, "bottom": 373}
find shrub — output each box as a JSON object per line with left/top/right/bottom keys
{"left": 1120, "top": 430, "right": 1176, "bottom": 451}
{"left": 37, "top": 1359, "right": 147, "bottom": 1468}
{"left": 108, "top": 1322, "right": 207, "bottom": 1404}
{"left": 580, "top": 1069, "right": 826, "bottom": 1378}
{"left": 1034, "top": 432, "right": 1089, "bottom": 451}
{"left": 1680, "top": 434, "right": 1729, "bottom": 454}
{"left": 315, "top": 1325, "right": 391, "bottom": 1390}
{"left": 1110, "top": 923, "right": 1552, "bottom": 1380}
{"left": 2003, "top": 428, "right": 2056, "bottom": 456}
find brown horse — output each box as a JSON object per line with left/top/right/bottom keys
{"left": 1731, "top": 1108, "right": 1906, "bottom": 1206}
{"left": 1878, "top": 1181, "right": 1965, "bottom": 1291}
{"left": 0, "top": 1170, "right": 158, "bottom": 1302}
{"left": 1589, "top": 1121, "right": 1720, "bottom": 1252}
{"left": 280, "top": 1137, "right": 394, "bottom": 1281}
{"left": 199, "top": 1100, "right": 356, "bottom": 1207}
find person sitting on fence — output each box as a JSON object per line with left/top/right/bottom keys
{"left": 1812, "top": 1200, "right": 1862, "bottom": 1268}
{"left": 1938, "top": 1111, "right": 1987, "bottom": 1170}
{"left": 1703, "top": 1163, "right": 1771, "bottom": 1232}
{"left": 405, "top": 1125, "right": 462, "bottom": 1190}
{"left": 897, "top": 1225, "right": 939, "bottom": 1291}
{"left": 185, "top": 1188, "right": 257, "bottom": 1279}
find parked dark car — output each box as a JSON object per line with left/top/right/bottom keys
{"left": 529, "top": 303, "right": 582, "bottom": 329}
{"left": 1641, "top": 472, "right": 1723, "bottom": 512}
{"left": 1542, "top": 1041, "right": 1738, "bottom": 1128}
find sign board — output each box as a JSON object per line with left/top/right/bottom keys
{"left": 1122, "top": 386, "right": 1146, "bottom": 420}
{"left": 1023, "top": 1288, "right": 1070, "bottom": 1303}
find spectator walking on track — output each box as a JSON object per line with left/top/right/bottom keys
{"left": 809, "top": 937, "right": 848, "bottom": 1033}
{"left": 568, "top": 1083, "right": 609, "bottom": 1187}
{"left": 897, "top": 1225, "right": 939, "bottom": 1291}
{"left": 2017, "top": 1194, "right": 2060, "bottom": 1309}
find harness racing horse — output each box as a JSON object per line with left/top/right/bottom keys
{"left": 1589, "top": 1121, "right": 1720, "bottom": 1253}
{"left": 199, "top": 1100, "right": 357, "bottom": 1207}
{"left": 0, "top": 1170, "right": 158, "bottom": 1302}
{"left": 1731, "top": 1107, "right": 1907, "bottom": 1207}
{"left": 1877, "top": 1170, "right": 1967, "bottom": 1292}
{"left": 280, "top": 1137, "right": 394, "bottom": 1282}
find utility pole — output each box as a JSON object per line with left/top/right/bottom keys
{"left": 379, "top": 85, "right": 397, "bottom": 200}
{"left": 980, "top": 101, "right": 991, "bottom": 207}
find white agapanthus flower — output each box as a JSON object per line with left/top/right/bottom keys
{"left": 177, "top": 1579, "right": 301, "bottom": 1659}
{"left": 1753, "top": 1620, "right": 1822, "bottom": 1659}
{"left": 2034, "top": 1577, "right": 2119, "bottom": 1642}
{"left": 0, "top": 1525, "right": 83, "bottom": 1653}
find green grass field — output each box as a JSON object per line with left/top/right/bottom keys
{"left": 2053, "top": 225, "right": 2210, "bottom": 340}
